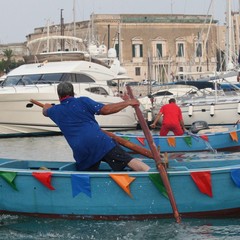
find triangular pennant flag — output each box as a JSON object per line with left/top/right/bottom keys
{"left": 231, "top": 169, "right": 240, "bottom": 187}
{"left": 167, "top": 137, "right": 176, "bottom": 147}
{"left": 230, "top": 131, "right": 238, "bottom": 142}
{"left": 149, "top": 173, "right": 168, "bottom": 199}
{"left": 71, "top": 174, "right": 91, "bottom": 198}
{"left": 190, "top": 171, "right": 212, "bottom": 197}
{"left": 200, "top": 135, "right": 209, "bottom": 142}
{"left": 122, "top": 136, "right": 130, "bottom": 141}
{"left": 32, "top": 172, "right": 55, "bottom": 190}
{"left": 184, "top": 136, "right": 192, "bottom": 147}
{"left": 110, "top": 174, "right": 135, "bottom": 198}
{"left": 136, "top": 137, "right": 145, "bottom": 146}
{"left": 0, "top": 171, "right": 18, "bottom": 191}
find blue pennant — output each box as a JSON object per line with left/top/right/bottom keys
{"left": 231, "top": 169, "right": 240, "bottom": 188}
{"left": 71, "top": 174, "right": 91, "bottom": 198}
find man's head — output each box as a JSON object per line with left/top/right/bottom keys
{"left": 57, "top": 82, "right": 74, "bottom": 99}
{"left": 169, "top": 98, "right": 176, "bottom": 103}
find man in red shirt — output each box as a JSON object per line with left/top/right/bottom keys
{"left": 150, "top": 98, "right": 186, "bottom": 136}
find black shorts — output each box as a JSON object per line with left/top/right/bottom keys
{"left": 82, "top": 145, "right": 133, "bottom": 171}
{"left": 101, "top": 145, "right": 133, "bottom": 171}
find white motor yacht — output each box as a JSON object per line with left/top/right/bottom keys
{"left": 0, "top": 60, "right": 138, "bottom": 137}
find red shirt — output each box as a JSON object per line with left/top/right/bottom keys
{"left": 159, "top": 102, "right": 183, "bottom": 125}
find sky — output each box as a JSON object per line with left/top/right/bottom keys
{"left": 0, "top": 0, "right": 239, "bottom": 44}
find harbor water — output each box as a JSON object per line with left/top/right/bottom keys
{"left": 0, "top": 136, "right": 240, "bottom": 239}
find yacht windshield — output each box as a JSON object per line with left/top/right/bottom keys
{"left": 2, "top": 73, "right": 95, "bottom": 86}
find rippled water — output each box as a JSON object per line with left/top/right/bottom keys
{"left": 0, "top": 136, "right": 240, "bottom": 239}
{"left": 0, "top": 215, "right": 240, "bottom": 240}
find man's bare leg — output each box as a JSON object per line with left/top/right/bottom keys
{"left": 127, "top": 158, "right": 150, "bottom": 172}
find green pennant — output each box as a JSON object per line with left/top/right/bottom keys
{"left": 122, "top": 136, "right": 130, "bottom": 141}
{"left": 184, "top": 136, "right": 192, "bottom": 147}
{"left": 149, "top": 173, "right": 168, "bottom": 199}
{"left": 0, "top": 171, "right": 18, "bottom": 191}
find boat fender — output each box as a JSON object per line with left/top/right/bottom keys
{"left": 238, "top": 102, "right": 240, "bottom": 115}
{"left": 210, "top": 103, "right": 214, "bottom": 117}
{"left": 188, "top": 104, "right": 193, "bottom": 117}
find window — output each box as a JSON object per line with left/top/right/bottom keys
{"left": 177, "top": 43, "right": 184, "bottom": 57}
{"left": 85, "top": 87, "right": 109, "bottom": 95}
{"left": 115, "top": 43, "right": 119, "bottom": 58}
{"left": 197, "top": 66, "right": 202, "bottom": 72}
{"left": 132, "top": 44, "right": 143, "bottom": 58}
{"left": 156, "top": 43, "right": 163, "bottom": 57}
{"left": 195, "top": 42, "right": 203, "bottom": 57}
{"left": 74, "top": 74, "right": 95, "bottom": 83}
{"left": 135, "top": 67, "right": 141, "bottom": 76}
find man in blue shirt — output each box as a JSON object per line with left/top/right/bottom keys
{"left": 42, "top": 82, "right": 150, "bottom": 172}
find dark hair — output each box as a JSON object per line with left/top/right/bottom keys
{"left": 57, "top": 82, "right": 74, "bottom": 98}
{"left": 169, "top": 98, "right": 176, "bottom": 103}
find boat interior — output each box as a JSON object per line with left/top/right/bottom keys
{"left": 1, "top": 153, "right": 240, "bottom": 173}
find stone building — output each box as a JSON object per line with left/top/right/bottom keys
{"left": 91, "top": 14, "right": 220, "bottom": 83}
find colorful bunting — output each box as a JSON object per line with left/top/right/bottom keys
{"left": 184, "top": 136, "right": 192, "bottom": 147}
{"left": 190, "top": 171, "right": 213, "bottom": 197}
{"left": 136, "top": 137, "right": 146, "bottom": 146}
{"left": 122, "top": 136, "right": 130, "bottom": 141}
{"left": 149, "top": 173, "right": 168, "bottom": 199}
{"left": 110, "top": 174, "right": 135, "bottom": 198}
{"left": 200, "top": 135, "right": 209, "bottom": 142}
{"left": 32, "top": 172, "right": 55, "bottom": 190}
{"left": 230, "top": 169, "right": 240, "bottom": 187}
{"left": 230, "top": 132, "right": 238, "bottom": 142}
{"left": 71, "top": 174, "right": 91, "bottom": 198}
{"left": 167, "top": 137, "right": 176, "bottom": 147}
{"left": 0, "top": 171, "right": 18, "bottom": 191}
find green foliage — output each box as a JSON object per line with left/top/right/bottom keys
{"left": 0, "top": 48, "right": 24, "bottom": 73}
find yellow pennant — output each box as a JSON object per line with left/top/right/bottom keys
{"left": 167, "top": 137, "right": 176, "bottom": 147}
{"left": 110, "top": 174, "right": 136, "bottom": 198}
{"left": 230, "top": 131, "right": 238, "bottom": 142}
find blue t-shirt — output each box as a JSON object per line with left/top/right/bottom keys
{"left": 47, "top": 96, "right": 116, "bottom": 170}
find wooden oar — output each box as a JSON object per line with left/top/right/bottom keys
{"left": 126, "top": 86, "right": 181, "bottom": 223}
{"left": 29, "top": 99, "right": 154, "bottom": 158}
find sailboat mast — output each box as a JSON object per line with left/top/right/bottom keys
{"left": 73, "top": 0, "right": 76, "bottom": 50}
{"left": 226, "top": 0, "right": 233, "bottom": 70}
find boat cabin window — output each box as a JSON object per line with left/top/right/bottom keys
{"left": 74, "top": 74, "right": 95, "bottom": 83}
{"left": 2, "top": 73, "right": 96, "bottom": 86}
{"left": 152, "top": 91, "right": 173, "bottom": 97}
{"left": 85, "top": 87, "right": 109, "bottom": 95}
{"left": 2, "top": 73, "right": 61, "bottom": 86}
{"left": 39, "top": 73, "right": 63, "bottom": 83}
{"left": 2, "top": 76, "right": 23, "bottom": 86}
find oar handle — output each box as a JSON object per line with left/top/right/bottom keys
{"left": 30, "top": 99, "right": 44, "bottom": 108}
{"left": 29, "top": 99, "right": 154, "bottom": 159}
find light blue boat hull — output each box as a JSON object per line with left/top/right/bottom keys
{"left": 116, "top": 127, "right": 240, "bottom": 152}
{"left": 0, "top": 155, "right": 240, "bottom": 219}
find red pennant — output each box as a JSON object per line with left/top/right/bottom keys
{"left": 200, "top": 135, "right": 209, "bottom": 142}
{"left": 190, "top": 171, "right": 212, "bottom": 197}
{"left": 32, "top": 172, "right": 55, "bottom": 190}
{"left": 136, "top": 137, "right": 145, "bottom": 146}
